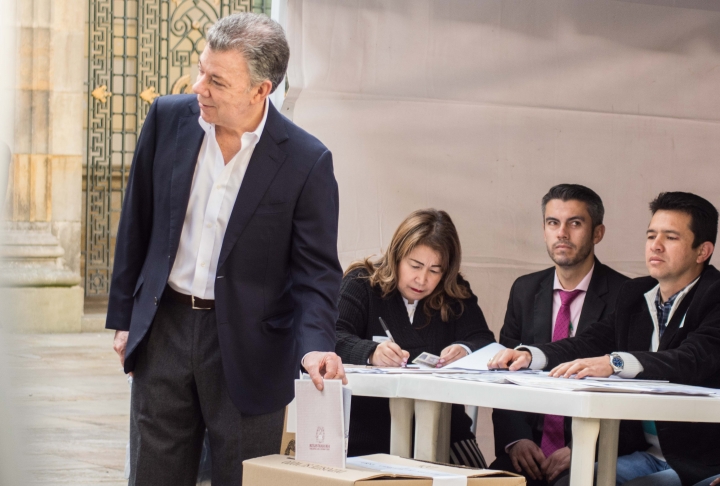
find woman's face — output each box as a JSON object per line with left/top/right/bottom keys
{"left": 397, "top": 245, "right": 444, "bottom": 303}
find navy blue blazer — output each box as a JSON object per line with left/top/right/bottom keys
{"left": 106, "top": 94, "right": 342, "bottom": 415}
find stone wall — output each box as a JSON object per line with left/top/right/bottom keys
{"left": 1, "top": 0, "right": 86, "bottom": 332}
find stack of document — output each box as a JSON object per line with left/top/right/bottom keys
{"left": 344, "top": 342, "right": 510, "bottom": 374}
{"left": 344, "top": 365, "right": 482, "bottom": 374}
{"left": 439, "top": 371, "right": 720, "bottom": 398}
{"left": 443, "top": 342, "right": 508, "bottom": 371}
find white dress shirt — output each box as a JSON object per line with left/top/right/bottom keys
{"left": 402, "top": 297, "right": 419, "bottom": 323}
{"left": 168, "top": 100, "right": 269, "bottom": 299}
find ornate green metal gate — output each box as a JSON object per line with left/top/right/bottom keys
{"left": 85, "top": 0, "right": 270, "bottom": 296}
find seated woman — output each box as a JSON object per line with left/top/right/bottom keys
{"left": 336, "top": 208, "right": 496, "bottom": 468}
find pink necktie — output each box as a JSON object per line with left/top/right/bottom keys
{"left": 541, "top": 289, "right": 583, "bottom": 457}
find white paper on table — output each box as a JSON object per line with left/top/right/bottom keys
{"left": 503, "top": 374, "right": 603, "bottom": 391}
{"left": 379, "top": 367, "right": 478, "bottom": 374}
{"left": 584, "top": 376, "right": 668, "bottom": 383}
{"left": 444, "top": 342, "right": 507, "bottom": 371}
{"left": 437, "top": 370, "right": 541, "bottom": 383}
{"left": 344, "top": 365, "right": 480, "bottom": 374}
{"left": 587, "top": 381, "right": 720, "bottom": 397}
{"left": 295, "top": 379, "right": 350, "bottom": 468}
{"left": 344, "top": 366, "right": 386, "bottom": 374}
{"left": 504, "top": 374, "right": 720, "bottom": 397}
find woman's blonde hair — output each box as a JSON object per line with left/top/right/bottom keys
{"left": 346, "top": 209, "right": 470, "bottom": 322}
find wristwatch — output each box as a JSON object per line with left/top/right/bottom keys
{"left": 608, "top": 353, "right": 624, "bottom": 374}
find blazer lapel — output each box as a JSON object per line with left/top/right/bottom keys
{"left": 532, "top": 272, "right": 554, "bottom": 345}
{"left": 577, "top": 264, "right": 608, "bottom": 334}
{"left": 659, "top": 283, "right": 699, "bottom": 351}
{"left": 217, "top": 102, "right": 289, "bottom": 269}
{"left": 168, "top": 105, "right": 205, "bottom": 261}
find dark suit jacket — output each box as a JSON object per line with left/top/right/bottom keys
{"left": 536, "top": 265, "right": 720, "bottom": 484}
{"left": 105, "top": 94, "right": 342, "bottom": 415}
{"left": 492, "top": 259, "right": 646, "bottom": 457}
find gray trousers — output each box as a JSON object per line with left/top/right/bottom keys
{"left": 129, "top": 299, "right": 284, "bottom": 486}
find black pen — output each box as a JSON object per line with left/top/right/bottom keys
{"left": 378, "top": 317, "right": 395, "bottom": 343}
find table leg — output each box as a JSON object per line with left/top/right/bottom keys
{"left": 389, "top": 397, "right": 414, "bottom": 458}
{"left": 596, "top": 419, "right": 620, "bottom": 486}
{"left": 413, "top": 400, "right": 451, "bottom": 462}
{"left": 437, "top": 402, "right": 452, "bottom": 463}
{"left": 569, "top": 417, "right": 601, "bottom": 486}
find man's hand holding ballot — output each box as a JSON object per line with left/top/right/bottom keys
{"left": 302, "top": 352, "right": 348, "bottom": 391}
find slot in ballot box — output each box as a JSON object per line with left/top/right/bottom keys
{"left": 243, "top": 454, "right": 524, "bottom": 486}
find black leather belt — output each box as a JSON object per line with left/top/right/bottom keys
{"left": 164, "top": 285, "right": 215, "bottom": 310}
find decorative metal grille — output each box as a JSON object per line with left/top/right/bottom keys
{"left": 85, "top": 0, "right": 269, "bottom": 296}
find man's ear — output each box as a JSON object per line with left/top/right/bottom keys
{"left": 697, "top": 241, "right": 715, "bottom": 265}
{"left": 593, "top": 224, "right": 606, "bottom": 245}
{"left": 252, "top": 79, "right": 273, "bottom": 104}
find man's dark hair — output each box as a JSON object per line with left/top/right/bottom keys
{"left": 649, "top": 192, "right": 719, "bottom": 253}
{"left": 541, "top": 184, "right": 605, "bottom": 229}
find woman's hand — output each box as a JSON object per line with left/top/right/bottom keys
{"left": 438, "top": 344, "right": 468, "bottom": 367}
{"left": 370, "top": 341, "right": 410, "bottom": 367}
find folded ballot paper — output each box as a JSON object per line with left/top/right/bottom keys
{"left": 294, "top": 378, "right": 352, "bottom": 468}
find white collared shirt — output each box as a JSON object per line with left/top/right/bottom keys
{"left": 167, "top": 100, "right": 269, "bottom": 299}
{"left": 402, "top": 297, "right": 419, "bottom": 324}
{"left": 642, "top": 277, "right": 700, "bottom": 352}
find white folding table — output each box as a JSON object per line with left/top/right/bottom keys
{"left": 346, "top": 373, "right": 720, "bottom": 486}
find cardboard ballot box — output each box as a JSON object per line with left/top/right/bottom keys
{"left": 243, "top": 454, "right": 524, "bottom": 486}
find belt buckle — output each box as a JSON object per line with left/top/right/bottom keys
{"left": 191, "top": 295, "right": 211, "bottom": 310}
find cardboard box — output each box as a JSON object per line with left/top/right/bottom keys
{"left": 243, "top": 454, "right": 524, "bottom": 486}
{"left": 281, "top": 406, "right": 296, "bottom": 455}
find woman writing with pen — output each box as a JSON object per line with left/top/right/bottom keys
{"left": 335, "top": 208, "right": 496, "bottom": 467}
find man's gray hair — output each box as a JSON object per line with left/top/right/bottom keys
{"left": 206, "top": 13, "right": 289, "bottom": 94}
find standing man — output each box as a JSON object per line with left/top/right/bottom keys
{"left": 490, "top": 192, "right": 720, "bottom": 485}
{"left": 106, "top": 13, "right": 346, "bottom": 485}
{"left": 490, "top": 184, "right": 643, "bottom": 485}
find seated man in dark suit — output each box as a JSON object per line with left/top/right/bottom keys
{"left": 490, "top": 192, "right": 720, "bottom": 486}
{"left": 491, "top": 184, "right": 638, "bottom": 485}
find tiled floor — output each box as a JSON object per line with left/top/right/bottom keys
{"left": 8, "top": 332, "right": 129, "bottom": 485}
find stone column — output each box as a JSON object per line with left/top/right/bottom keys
{"left": 0, "top": 0, "right": 16, "bottom": 207}
{"left": 1, "top": 0, "right": 85, "bottom": 332}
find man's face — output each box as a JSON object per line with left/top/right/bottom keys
{"left": 544, "top": 199, "right": 603, "bottom": 268}
{"left": 646, "top": 210, "right": 704, "bottom": 283}
{"left": 192, "top": 47, "right": 262, "bottom": 129}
